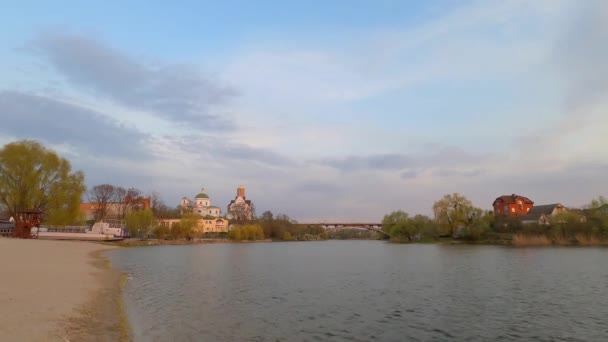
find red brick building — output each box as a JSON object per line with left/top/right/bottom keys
{"left": 493, "top": 194, "right": 534, "bottom": 216}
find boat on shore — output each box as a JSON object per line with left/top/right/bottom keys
{"left": 31, "top": 220, "right": 129, "bottom": 241}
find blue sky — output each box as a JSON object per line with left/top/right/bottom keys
{"left": 1, "top": 0, "right": 607, "bottom": 220}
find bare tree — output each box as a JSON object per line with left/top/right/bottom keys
{"left": 115, "top": 186, "right": 127, "bottom": 219}
{"left": 148, "top": 191, "right": 180, "bottom": 219}
{"left": 88, "top": 184, "right": 117, "bottom": 221}
{"left": 117, "top": 187, "right": 145, "bottom": 219}
{"left": 150, "top": 191, "right": 163, "bottom": 213}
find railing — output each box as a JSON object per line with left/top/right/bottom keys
{"left": 102, "top": 219, "right": 126, "bottom": 228}
{"left": 0, "top": 223, "right": 14, "bottom": 237}
{"left": 39, "top": 225, "right": 89, "bottom": 233}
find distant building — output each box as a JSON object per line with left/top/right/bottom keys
{"left": 227, "top": 186, "right": 254, "bottom": 222}
{"left": 158, "top": 217, "right": 229, "bottom": 234}
{"left": 521, "top": 203, "right": 567, "bottom": 225}
{"left": 80, "top": 196, "right": 151, "bottom": 221}
{"left": 180, "top": 187, "right": 221, "bottom": 218}
{"left": 493, "top": 194, "right": 534, "bottom": 216}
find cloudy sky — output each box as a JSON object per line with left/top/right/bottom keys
{"left": 1, "top": 0, "right": 607, "bottom": 221}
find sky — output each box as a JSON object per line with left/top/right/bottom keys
{"left": 1, "top": 0, "right": 607, "bottom": 221}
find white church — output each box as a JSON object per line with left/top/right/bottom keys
{"left": 180, "top": 187, "right": 221, "bottom": 218}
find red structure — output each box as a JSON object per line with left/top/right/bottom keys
{"left": 493, "top": 194, "right": 534, "bottom": 216}
{"left": 124, "top": 196, "right": 151, "bottom": 210}
{"left": 13, "top": 211, "right": 41, "bottom": 239}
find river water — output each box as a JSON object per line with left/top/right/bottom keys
{"left": 106, "top": 241, "right": 608, "bottom": 341}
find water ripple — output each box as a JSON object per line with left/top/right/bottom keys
{"left": 106, "top": 242, "right": 608, "bottom": 342}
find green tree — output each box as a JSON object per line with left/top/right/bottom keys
{"left": 0, "top": 140, "right": 85, "bottom": 225}
{"left": 588, "top": 196, "right": 608, "bottom": 209}
{"left": 125, "top": 208, "right": 156, "bottom": 239}
{"left": 257, "top": 211, "right": 297, "bottom": 240}
{"left": 586, "top": 196, "right": 608, "bottom": 236}
{"left": 281, "top": 231, "right": 293, "bottom": 241}
{"left": 154, "top": 223, "right": 171, "bottom": 239}
{"left": 228, "top": 224, "right": 264, "bottom": 240}
{"left": 409, "top": 214, "right": 438, "bottom": 241}
{"left": 169, "top": 222, "right": 182, "bottom": 239}
{"left": 382, "top": 210, "right": 409, "bottom": 240}
{"left": 178, "top": 213, "right": 199, "bottom": 239}
{"left": 461, "top": 210, "right": 492, "bottom": 241}
{"left": 382, "top": 211, "right": 437, "bottom": 242}
{"left": 432, "top": 193, "right": 482, "bottom": 237}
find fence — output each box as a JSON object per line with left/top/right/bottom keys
{"left": 0, "top": 223, "right": 15, "bottom": 237}
{"left": 39, "top": 225, "right": 89, "bottom": 233}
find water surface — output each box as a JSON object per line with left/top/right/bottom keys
{"left": 107, "top": 241, "right": 608, "bottom": 341}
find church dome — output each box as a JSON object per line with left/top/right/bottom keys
{"left": 195, "top": 193, "right": 209, "bottom": 199}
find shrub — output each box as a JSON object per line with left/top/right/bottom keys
{"left": 229, "top": 224, "right": 264, "bottom": 241}
{"left": 281, "top": 231, "right": 293, "bottom": 241}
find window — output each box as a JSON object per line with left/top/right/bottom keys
{"left": 511, "top": 208, "right": 515, "bottom": 213}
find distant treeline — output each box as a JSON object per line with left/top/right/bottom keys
{"left": 381, "top": 193, "right": 608, "bottom": 246}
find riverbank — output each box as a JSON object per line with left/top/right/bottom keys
{"left": 0, "top": 238, "right": 128, "bottom": 341}
{"left": 388, "top": 234, "right": 608, "bottom": 246}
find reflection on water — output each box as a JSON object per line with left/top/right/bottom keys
{"left": 107, "top": 241, "right": 608, "bottom": 341}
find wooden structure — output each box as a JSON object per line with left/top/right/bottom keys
{"left": 13, "top": 211, "right": 41, "bottom": 239}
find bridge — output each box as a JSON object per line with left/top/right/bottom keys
{"left": 295, "top": 222, "right": 390, "bottom": 237}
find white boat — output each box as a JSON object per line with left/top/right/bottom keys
{"left": 31, "top": 221, "right": 128, "bottom": 241}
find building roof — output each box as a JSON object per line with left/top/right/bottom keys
{"left": 493, "top": 194, "right": 534, "bottom": 206}
{"left": 80, "top": 202, "right": 98, "bottom": 211}
{"left": 523, "top": 203, "right": 563, "bottom": 220}
{"left": 195, "top": 193, "right": 209, "bottom": 199}
{"left": 228, "top": 199, "right": 252, "bottom": 206}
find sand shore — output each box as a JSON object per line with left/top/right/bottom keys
{"left": 0, "top": 238, "right": 126, "bottom": 341}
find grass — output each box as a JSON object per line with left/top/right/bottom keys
{"left": 512, "top": 234, "right": 552, "bottom": 246}
{"left": 574, "top": 234, "right": 603, "bottom": 246}
{"left": 551, "top": 236, "right": 570, "bottom": 246}
{"left": 512, "top": 233, "right": 608, "bottom": 246}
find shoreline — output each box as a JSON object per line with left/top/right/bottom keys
{"left": 0, "top": 238, "right": 128, "bottom": 341}
{"left": 107, "top": 238, "right": 274, "bottom": 248}
{"left": 104, "top": 237, "right": 608, "bottom": 249}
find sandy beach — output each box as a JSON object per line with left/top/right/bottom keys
{"left": 0, "top": 238, "right": 126, "bottom": 341}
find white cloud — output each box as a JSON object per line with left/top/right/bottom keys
{"left": 3, "top": 0, "right": 607, "bottom": 221}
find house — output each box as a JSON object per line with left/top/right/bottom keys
{"left": 202, "top": 218, "right": 229, "bottom": 233}
{"left": 158, "top": 217, "right": 229, "bottom": 234}
{"left": 521, "top": 203, "right": 567, "bottom": 225}
{"left": 493, "top": 194, "right": 534, "bottom": 216}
